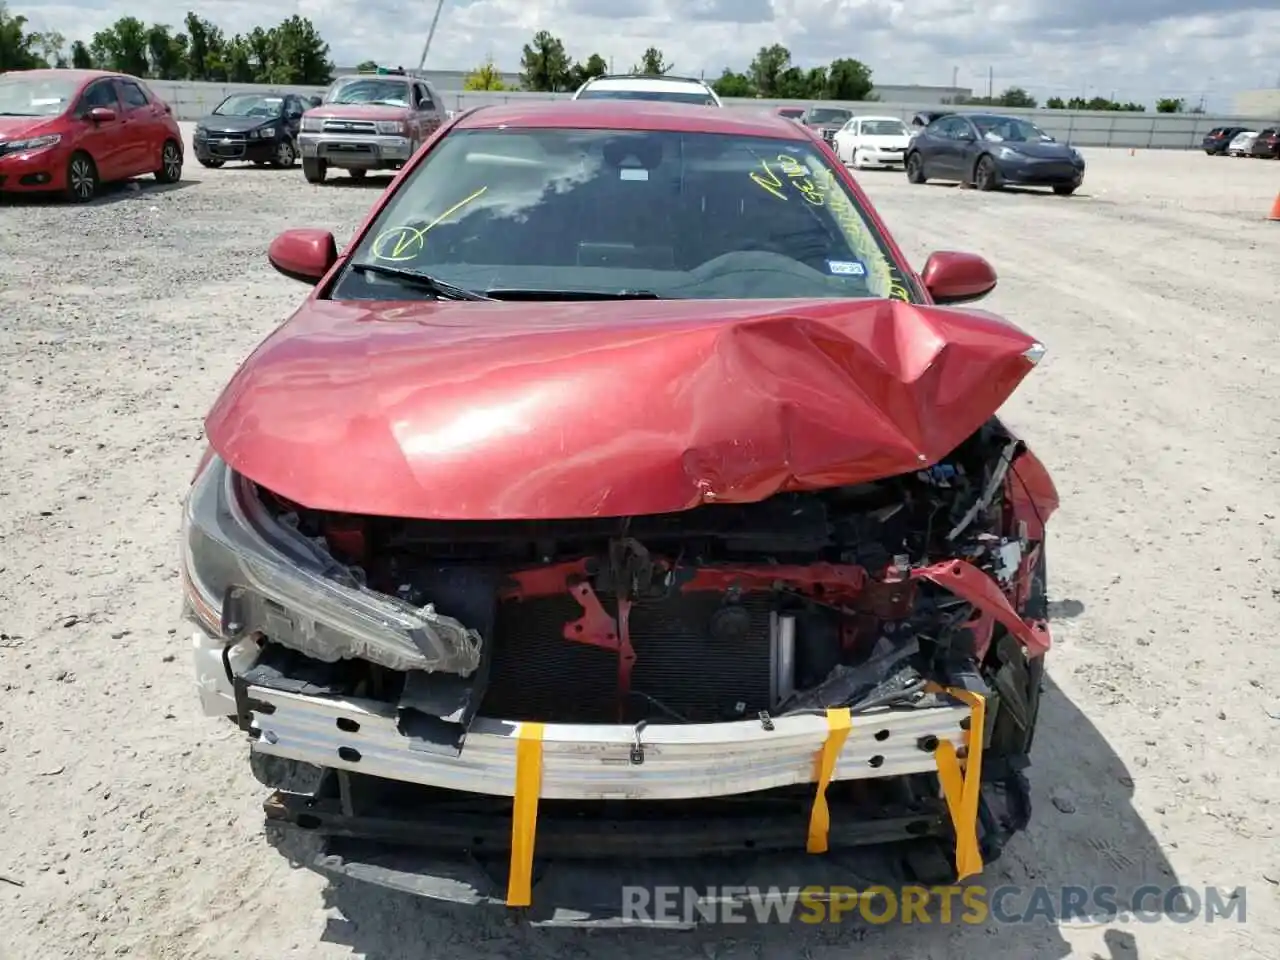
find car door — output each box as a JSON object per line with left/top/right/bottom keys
{"left": 935, "top": 117, "right": 975, "bottom": 178}
{"left": 414, "top": 82, "right": 443, "bottom": 145}
{"left": 282, "top": 96, "right": 304, "bottom": 141}
{"left": 835, "top": 119, "right": 858, "bottom": 162}
{"left": 916, "top": 117, "right": 955, "bottom": 177}
{"left": 72, "top": 79, "right": 127, "bottom": 181}
{"left": 114, "top": 78, "right": 161, "bottom": 175}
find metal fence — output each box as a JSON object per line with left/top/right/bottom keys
{"left": 148, "top": 79, "right": 1278, "bottom": 150}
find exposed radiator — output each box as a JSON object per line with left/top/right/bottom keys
{"left": 481, "top": 592, "right": 774, "bottom": 724}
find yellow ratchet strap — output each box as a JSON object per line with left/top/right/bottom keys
{"left": 806, "top": 707, "right": 852, "bottom": 853}
{"left": 506, "top": 721, "right": 545, "bottom": 907}
{"left": 930, "top": 686, "right": 986, "bottom": 881}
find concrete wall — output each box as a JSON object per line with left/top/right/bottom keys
{"left": 1233, "top": 90, "right": 1280, "bottom": 121}
{"left": 148, "top": 79, "right": 1278, "bottom": 149}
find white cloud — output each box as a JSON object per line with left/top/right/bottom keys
{"left": 17, "top": 0, "right": 1280, "bottom": 110}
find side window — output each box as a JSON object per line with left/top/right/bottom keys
{"left": 418, "top": 84, "right": 437, "bottom": 111}
{"left": 79, "top": 80, "right": 119, "bottom": 112}
{"left": 119, "top": 80, "right": 149, "bottom": 109}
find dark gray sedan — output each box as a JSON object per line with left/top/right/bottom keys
{"left": 905, "top": 113, "right": 1085, "bottom": 195}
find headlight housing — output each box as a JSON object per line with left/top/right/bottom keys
{"left": 994, "top": 145, "right": 1023, "bottom": 160}
{"left": 180, "top": 453, "right": 482, "bottom": 675}
{"left": 254, "top": 126, "right": 276, "bottom": 139}
{"left": 3, "top": 133, "right": 61, "bottom": 152}
{"left": 300, "top": 117, "right": 323, "bottom": 133}
{"left": 375, "top": 120, "right": 406, "bottom": 135}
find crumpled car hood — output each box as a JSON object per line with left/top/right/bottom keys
{"left": 205, "top": 297, "right": 1042, "bottom": 520}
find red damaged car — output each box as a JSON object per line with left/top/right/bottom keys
{"left": 183, "top": 100, "right": 1058, "bottom": 923}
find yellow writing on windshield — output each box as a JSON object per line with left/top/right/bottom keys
{"left": 750, "top": 155, "right": 825, "bottom": 205}
{"left": 811, "top": 166, "right": 912, "bottom": 301}
{"left": 370, "top": 185, "right": 489, "bottom": 261}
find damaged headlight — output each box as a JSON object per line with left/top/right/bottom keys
{"left": 180, "top": 454, "right": 481, "bottom": 675}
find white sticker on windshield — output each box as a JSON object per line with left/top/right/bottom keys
{"left": 827, "top": 259, "right": 866, "bottom": 276}
{"left": 619, "top": 167, "right": 648, "bottom": 181}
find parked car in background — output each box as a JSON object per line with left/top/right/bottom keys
{"left": 188, "top": 99, "right": 1058, "bottom": 922}
{"left": 832, "top": 115, "right": 911, "bottom": 169}
{"left": 906, "top": 112, "right": 1084, "bottom": 195}
{"left": 1201, "top": 125, "right": 1249, "bottom": 155}
{"left": 910, "top": 110, "right": 951, "bottom": 139}
{"left": 193, "top": 92, "right": 306, "bottom": 169}
{"left": 1226, "top": 131, "right": 1258, "bottom": 156}
{"left": 572, "top": 74, "right": 721, "bottom": 106}
{"left": 800, "top": 104, "right": 853, "bottom": 145}
{"left": 773, "top": 105, "right": 805, "bottom": 121}
{"left": 297, "top": 68, "right": 444, "bottom": 184}
{"left": 1247, "top": 127, "right": 1279, "bottom": 159}
{"left": 0, "top": 68, "right": 182, "bottom": 202}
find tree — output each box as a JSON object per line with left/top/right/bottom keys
{"left": 69, "top": 39, "right": 92, "bottom": 68}
{"left": 824, "top": 57, "right": 873, "bottom": 100}
{"left": 568, "top": 52, "right": 607, "bottom": 88}
{"left": 1156, "top": 97, "right": 1184, "bottom": 113}
{"left": 464, "top": 56, "right": 508, "bottom": 90}
{"left": 183, "top": 11, "right": 225, "bottom": 81}
{"left": 1045, "top": 96, "right": 1065, "bottom": 109}
{"left": 748, "top": 43, "right": 792, "bottom": 97}
{"left": 632, "top": 46, "right": 670, "bottom": 75}
{"left": 356, "top": 59, "right": 378, "bottom": 72}
{"left": 90, "top": 17, "right": 149, "bottom": 77}
{"left": 146, "top": 24, "right": 188, "bottom": 79}
{"left": 268, "top": 15, "right": 332, "bottom": 84}
{"left": 0, "top": 2, "right": 51, "bottom": 69}
{"left": 519, "top": 30, "right": 572, "bottom": 91}
{"left": 998, "top": 86, "right": 1036, "bottom": 108}
{"left": 711, "top": 69, "right": 755, "bottom": 97}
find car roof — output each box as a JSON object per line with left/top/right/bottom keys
{"left": 579, "top": 74, "right": 713, "bottom": 92}
{"left": 6, "top": 68, "right": 130, "bottom": 83}
{"left": 455, "top": 100, "right": 809, "bottom": 139}
{"left": 852, "top": 115, "right": 905, "bottom": 123}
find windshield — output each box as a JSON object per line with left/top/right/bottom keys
{"left": 213, "top": 94, "right": 283, "bottom": 117}
{"left": 333, "top": 127, "right": 917, "bottom": 303}
{"left": 577, "top": 89, "right": 716, "bottom": 106}
{"left": 972, "top": 116, "right": 1053, "bottom": 143}
{"left": 325, "top": 78, "right": 411, "bottom": 107}
{"left": 0, "top": 74, "right": 79, "bottom": 117}
{"left": 808, "top": 108, "right": 851, "bottom": 124}
{"left": 860, "top": 119, "right": 907, "bottom": 137}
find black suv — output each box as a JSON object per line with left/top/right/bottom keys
{"left": 1201, "top": 126, "right": 1249, "bottom": 155}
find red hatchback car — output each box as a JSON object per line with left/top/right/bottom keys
{"left": 184, "top": 100, "right": 1057, "bottom": 921}
{"left": 0, "top": 69, "right": 184, "bottom": 202}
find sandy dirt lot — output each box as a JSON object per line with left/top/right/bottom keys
{"left": 1, "top": 127, "right": 1278, "bottom": 959}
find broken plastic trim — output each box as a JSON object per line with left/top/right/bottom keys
{"left": 180, "top": 455, "right": 482, "bottom": 675}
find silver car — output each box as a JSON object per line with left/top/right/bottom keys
{"left": 1227, "top": 131, "right": 1258, "bottom": 156}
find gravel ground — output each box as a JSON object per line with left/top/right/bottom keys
{"left": 2, "top": 125, "right": 1278, "bottom": 959}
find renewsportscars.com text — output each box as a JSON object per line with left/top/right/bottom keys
{"left": 621, "top": 884, "right": 1247, "bottom": 925}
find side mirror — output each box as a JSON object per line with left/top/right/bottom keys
{"left": 86, "top": 107, "right": 116, "bottom": 123}
{"left": 268, "top": 229, "right": 337, "bottom": 284}
{"left": 921, "top": 251, "right": 997, "bottom": 305}
{"left": 308, "top": 96, "right": 322, "bottom": 108}
{"left": 286, "top": 110, "right": 303, "bottom": 120}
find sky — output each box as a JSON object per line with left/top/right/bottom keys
{"left": 16, "top": 0, "right": 1280, "bottom": 111}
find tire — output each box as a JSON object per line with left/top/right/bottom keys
{"left": 348, "top": 168, "right": 368, "bottom": 180}
{"left": 273, "top": 139, "right": 296, "bottom": 168}
{"left": 154, "top": 139, "right": 182, "bottom": 184}
{"left": 198, "top": 158, "right": 224, "bottom": 169}
{"left": 1052, "top": 184, "right": 1077, "bottom": 196}
{"left": 302, "top": 157, "right": 327, "bottom": 183}
{"left": 973, "top": 154, "right": 1001, "bottom": 191}
{"left": 64, "top": 151, "right": 98, "bottom": 203}
{"left": 905, "top": 151, "right": 926, "bottom": 183}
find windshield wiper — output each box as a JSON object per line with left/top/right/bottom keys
{"left": 349, "top": 263, "right": 492, "bottom": 300}
{"left": 484, "top": 289, "right": 663, "bottom": 301}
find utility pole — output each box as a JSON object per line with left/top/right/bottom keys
{"left": 987, "top": 65, "right": 993, "bottom": 100}
{"left": 416, "top": 0, "right": 448, "bottom": 71}
{"left": 951, "top": 66, "right": 958, "bottom": 89}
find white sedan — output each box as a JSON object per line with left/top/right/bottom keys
{"left": 832, "top": 115, "right": 912, "bottom": 169}
{"left": 1226, "top": 131, "right": 1257, "bottom": 156}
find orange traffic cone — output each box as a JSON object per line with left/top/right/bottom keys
{"left": 1269, "top": 193, "right": 1280, "bottom": 221}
